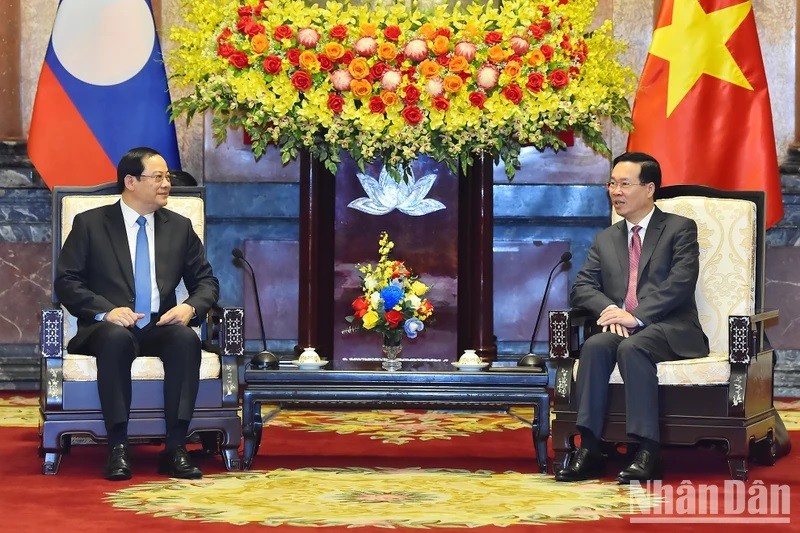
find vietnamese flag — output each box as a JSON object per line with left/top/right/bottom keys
{"left": 627, "top": 0, "right": 783, "bottom": 227}
{"left": 28, "top": 0, "right": 180, "bottom": 189}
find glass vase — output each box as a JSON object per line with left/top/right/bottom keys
{"left": 381, "top": 336, "right": 403, "bottom": 371}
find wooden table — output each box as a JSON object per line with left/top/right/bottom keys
{"left": 242, "top": 366, "right": 550, "bottom": 472}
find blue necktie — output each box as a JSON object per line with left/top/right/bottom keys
{"left": 134, "top": 216, "right": 151, "bottom": 328}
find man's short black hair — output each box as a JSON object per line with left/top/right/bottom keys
{"left": 612, "top": 151, "right": 661, "bottom": 191}
{"left": 169, "top": 169, "right": 198, "bottom": 186}
{"left": 116, "top": 147, "right": 162, "bottom": 192}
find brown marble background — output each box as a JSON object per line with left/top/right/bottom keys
{"left": 0, "top": 243, "right": 50, "bottom": 343}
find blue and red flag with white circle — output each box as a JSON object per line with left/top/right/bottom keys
{"left": 28, "top": 0, "right": 180, "bottom": 188}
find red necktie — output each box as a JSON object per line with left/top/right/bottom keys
{"left": 624, "top": 225, "right": 642, "bottom": 312}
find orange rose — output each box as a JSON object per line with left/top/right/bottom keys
{"left": 448, "top": 55, "right": 469, "bottom": 73}
{"left": 487, "top": 45, "right": 507, "bottom": 63}
{"left": 418, "top": 59, "right": 441, "bottom": 78}
{"left": 251, "top": 34, "right": 268, "bottom": 54}
{"left": 504, "top": 61, "right": 521, "bottom": 79}
{"left": 442, "top": 75, "right": 463, "bottom": 93}
{"left": 418, "top": 23, "right": 436, "bottom": 40}
{"left": 380, "top": 90, "right": 398, "bottom": 106}
{"left": 350, "top": 78, "right": 373, "bottom": 98}
{"left": 527, "top": 49, "right": 545, "bottom": 66}
{"left": 377, "top": 42, "right": 397, "bottom": 61}
{"left": 299, "top": 50, "right": 320, "bottom": 72}
{"left": 348, "top": 57, "right": 370, "bottom": 80}
{"left": 324, "top": 42, "right": 345, "bottom": 61}
{"left": 360, "top": 22, "right": 377, "bottom": 37}
{"left": 432, "top": 35, "right": 450, "bottom": 55}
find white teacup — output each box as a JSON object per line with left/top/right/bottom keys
{"left": 458, "top": 350, "right": 482, "bottom": 365}
{"left": 299, "top": 347, "right": 321, "bottom": 363}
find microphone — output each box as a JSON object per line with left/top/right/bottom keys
{"left": 518, "top": 251, "right": 572, "bottom": 367}
{"left": 232, "top": 248, "right": 278, "bottom": 369}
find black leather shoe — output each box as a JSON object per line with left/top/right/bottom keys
{"left": 158, "top": 446, "right": 203, "bottom": 479}
{"left": 555, "top": 447, "right": 605, "bottom": 482}
{"left": 104, "top": 443, "right": 132, "bottom": 481}
{"left": 616, "top": 449, "right": 662, "bottom": 484}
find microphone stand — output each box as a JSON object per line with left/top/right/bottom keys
{"left": 518, "top": 252, "right": 571, "bottom": 367}
{"left": 232, "top": 248, "right": 279, "bottom": 369}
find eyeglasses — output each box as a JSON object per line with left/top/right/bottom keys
{"left": 606, "top": 180, "right": 646, "bottom": 191}
{"left": 137, "top": 172, "right": 173, "bottom": 183}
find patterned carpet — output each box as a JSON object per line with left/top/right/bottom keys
{"left": 3, "top": 395, "right": 798, "bottom": 530}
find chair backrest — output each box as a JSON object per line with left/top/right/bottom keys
{"left": 51, "top": 183, "right": 206, "bottom": 345}
{"left": 611, "top": 185, "right": 764, "bottom": 354}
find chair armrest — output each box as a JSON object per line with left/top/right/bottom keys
{"left": 548, "top": 308, "right": 596, "bottom": 359}
{"left": 40, "top": 308, "right": 65, "bottom": 410}
{"left": 204, "top": 306, "right": 244, "bottom": 406}
{"left": 728, "top": 310, "right": 779, "bottom": 364}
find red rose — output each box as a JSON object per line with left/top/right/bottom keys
{"left": 370, "top": 62, "right": 389, "bottom": 80}
{"left": 402, "top": 85, "right": 420, "bottom": 105}
{"left": 329, "top": 24, "right": 348, "bottom": 41}
{"left": 351, "top": 296, "right": 369, "bottom": 317}
{"left": 434, "top": 27, "right": 451, "bottom": 38}
{"left": 229, "top": 51, "right": 249, "bottom": 69}
{"left": 484, "top": 31, "right": 503, "bottom": 45}
{"left": 274, "top": 24, "right": 294, "bottom": 41}
{"left": 560, "top": 38, "right": 572, "bottom": 51}
{"left": 526, "top": 72, "right": 545, "bottom": 92}
{"left": 384, "top": 25, "right": 401, "bottom": 42}
{"left": 327, "top": 93, "right": 344, "bottom": 114}
{"left": 432, "top": 95, "right": 450, "bottom": 111}
{"left": 368, "top": 95, "right": 387, "bottom": 114}
{"left": 238, "top": 6, "right": 254, "bottom": 16}
{"left": 538, "top": 5, "right": 551, "bottom": 15}
{"left": 401, "top": 105, "right": 423, "bottom": 125}
{"left": 291, "top": 71, "right": 313, "bottom": 92}
{"left": 529, "top": 25, "right": 545, "bottom": 40}
{"left": 540, "top": 44, "right": 554, "bottom": 61}
{"left": 540, "top": 20, "right": 552, "bottom": 33}
{"left": 559, "top": 0, "right": 569, "bottom": 5}
{"left": 339, "top": 50, "right": 355, "bottom": 65}
{"left": 318, "top": 54, "right": 333, "bottom": 72}
{"left": 262, "top": 55, "right": 282, "bottom": 74}
{"left": 569, "top": 66, "right": 580, "bottom": 77}
{"left": 286, "top": 48, "right": 301, "bottom": 66}
{"left": 501, "top": 83, "right": 523, "bottom": 104}
{"left": 468, "top": 91, "right": 487, "bottom": 109}
{"left": 245, "top": 21, "right": 265, "bottom": 37}
{"left": 436, "top": 54, "right": 450, "bottom": 67}
{"left": 217, "top": 28, "right": 232, "bottom": 44}
{"left": 236, "top": 16, "right": 252, "bottom": 33}
{"left": 385, "top": 309, "right": 404, "bottom": 328}
{"left": 217, "top": 43, "right": 235, "bottom": 58}
{"left": 548, "top": 69, "right": 569, "bottom": 89}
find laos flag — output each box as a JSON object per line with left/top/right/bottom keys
{"left": 28, "top": 0, "right": 180, "bottom": 189}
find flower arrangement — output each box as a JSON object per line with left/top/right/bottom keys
{"left": 168, "top": 0, "right": 634, "bottom": 179}
{"left": 345, "top": 232, "right": 434, "bottom": 345}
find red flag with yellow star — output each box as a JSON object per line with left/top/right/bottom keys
{"left": 627, "top": 0, "right": 783, "bottom": 227}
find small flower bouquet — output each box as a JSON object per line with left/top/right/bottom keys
{"left": 346, "top": 232, "right": 434, "bottom": 346}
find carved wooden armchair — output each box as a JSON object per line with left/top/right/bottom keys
{"left": 39, "top": 183, "right": 244, "bottom": 474}
{"left": 548, "top": 185, "right": 787, "bottom": 480}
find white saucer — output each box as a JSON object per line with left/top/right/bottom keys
{"left": 290, "top": 359, "right": 328, "bottom": 370}
{"left": 451, "top": 362, "right": 489, "bottom": 371}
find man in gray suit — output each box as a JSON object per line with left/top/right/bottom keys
{"left": 555, "top": 152, "right": 708, "bottom": 484}
{"left": 55, "top": 147, "right": 219, "bottom": 481}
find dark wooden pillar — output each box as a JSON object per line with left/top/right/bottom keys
{"left": 0, "top": 0, "right": 21, "bottom": 140}
{"left": 459, "top": 153, "right": 496, "bottom": 360}
{"left": 297, "top": 152, "right": 335, "bottom": 359}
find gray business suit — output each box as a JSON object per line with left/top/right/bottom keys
{"left": 55, "top": 201, "right": 219, "bottom": 433}
{"left": 570, "top": 206, "right": 708, "bottom": 441}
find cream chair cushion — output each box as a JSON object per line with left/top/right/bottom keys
{"left": 59, "top": 193, "right": 219, "bottom": 382}
{"left": 577, "top": 195, "right": 757, "bottom": 386}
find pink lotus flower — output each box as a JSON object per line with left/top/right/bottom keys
{"left": 297, "top": 27, "right": 320, "bottom": 48}
{"left": 509, "top": 35, "right": 530, "bottom": 55}
{"left": 404, "top": 39, "right": 428, "bottom": 61}
{"left": 381, "top": 69, "right": 402, "bottom": 91}
{"left": 330, "top": 69, "right": 353, "bottom": 92}
{"left": 476, "top": 65, "right": 499, "bottom": 90}
{"left": 453, "top": 41, "right": 477, "bottom": 61}
{"left": 354, "top": 36, "right": 378, "bottom": 57}
{"left": 425, "top": 77, "right": 444, "bottom": 97}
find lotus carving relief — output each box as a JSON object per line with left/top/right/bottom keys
{"left": 347, "top": 166, "right": 446, "bottom": 216}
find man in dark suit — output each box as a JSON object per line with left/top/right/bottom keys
{"left": 55, "top": 147, "right": 219, "bottom": 481}
{"left": 555, "top": 152, "right": 708, "bottom": 484}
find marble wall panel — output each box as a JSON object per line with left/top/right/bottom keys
{"left": 765, "top": 246, "right": 800, "bottom": 349}
{"left": 0, "top": 242, "right": 50, "bottom": 343}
